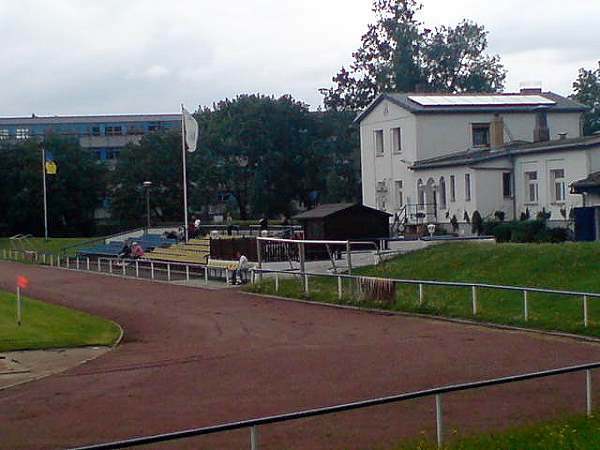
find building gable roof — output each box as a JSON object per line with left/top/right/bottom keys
{"left": 410, "top": 135, "right": 600, "bottom": 171}
{"left": 293, "top": 203, "right": 391, "bottom": 220}
{"left": 354, "top": 91, "right": 587, "bottom": 124}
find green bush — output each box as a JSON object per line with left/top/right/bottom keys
{"left": 483, "top": 220, "right": 569, "bottom": 243}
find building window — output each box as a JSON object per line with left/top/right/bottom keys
{"left": 465, "top": 173, "right": 471, "bottom": 201}
{"left": 91, "top": 126, "right": 101, "bottom": 136}
{"left": 417, "top": 179, "right": 425, "bottom": 210}
{"left": 525, "top": 171, "right": 538, "bottom": 203}
{"left": 391, "top": 127, "right": 401, "bottom": 153}
{"left": 550, "top": 169, "right": 566, "bottom": 203}
{"left": 472, "top": 123, "right": 490, "bottom": 147}
{"left": 105, "top": 126, "right": 123, "bottom": 136}
{"left": 16, "top": 128, "right": 29, "bottom": 140}
{"left": 374, "top": 130, "right": 384, "bottom": 156}
{"left": 394, "top": 180, "right": 403, "bottom": 209}
{"left": 502, "top": 172, "right": 513, "bottom": 198}
{"left": 148, "top": 124, "right": 160, "bottom": 132}
{"left": 439, "top": 177, "right": 447, "bottom": 209}
{"left": 450, "top": 175, "right": 456, "bottom": 202}
{"left": 0, "top": 129, "right": 8, "bottom": 140}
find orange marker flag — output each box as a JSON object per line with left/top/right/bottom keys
{"left": 17, "top": 275, "right": 29, "bottom": 289}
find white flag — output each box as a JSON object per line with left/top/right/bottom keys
{"left": 182, "top": 107, "right": 199, "bottom": 152}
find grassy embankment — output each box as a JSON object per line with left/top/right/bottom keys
{"left": 0, "top": 237, "right": 90, "bottom": 259}
{"left": 0, "top": 289, "right": 120, "bottom": 351}
{"left": 394, "top": 412, "right": 600, "bottom": 449}
{"left": 248, "top": 242, "right": 600, "bottom": 336}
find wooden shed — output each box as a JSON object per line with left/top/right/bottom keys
{"left": 293, "top": 203, "right": 391, "bottom": 241}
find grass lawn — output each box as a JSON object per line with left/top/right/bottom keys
{"left": 0, "top": 237, "right": 90, "bottom": 258}
{"left": 0, "top": 289, "right": 121, "bottom": 351}
{"left": 248, "top": 242, "right": 600, "bottom": 337}
{"left": 393, "top": 413, "right": 600, "bottom": 449}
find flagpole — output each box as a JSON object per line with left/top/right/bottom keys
{"left": 41, "top": 144, "right": 49, "bottom": 241}
{"left": 181, "top": 104, "right": 189, "bottom": 242}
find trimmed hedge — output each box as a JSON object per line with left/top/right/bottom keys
{"left": 483, "top": 220, "right": 570, "bottom": 243}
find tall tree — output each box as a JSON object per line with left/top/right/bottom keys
{"left": 198, "top": 94, "right": 317, "bottom": 219}
{"left": 0, "top": 135, "right": 106, "bottom": 236}
{"left": 572, "top": 61, "right": 600, "bottom": 136}
{"left": 321, "top": 0, "right": 506, "bottom": 111}
{"left": 110, "top": 131, "right": 193, "bottom": 225}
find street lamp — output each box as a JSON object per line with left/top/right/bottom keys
{"left": 143, "top": 181, "right": 152, "bottom": 232}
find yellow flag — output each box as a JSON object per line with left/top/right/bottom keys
{"left": 45, "top": 161, "right": 57, "bottom": 175}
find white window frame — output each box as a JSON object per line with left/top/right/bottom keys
{"left": 525, "top": 171, "right": 539, "bottom": 204}
{"left": 550, "top": 168, "right": 566, "bottom": 203}
{"left": 502, "top": 172, "right": 513, "bottom": 198}
{"left": 394, "top": 180, "right": 403, "bottom": 209}
{"left": 391, "top": 127, "right": 401, "bottom": 154}
{"left": 472, "top": 123, "right": 490, "bottom": 148}
{"left": 450, "top": 175, "right": 456, "bottom": 202}
{"left": 16, "top": 128, "right": 29, "bottom": 140}
{"left": 465, "top": 173, "right": 471, "bottom": 202}
{"left": 0, "top": 129, "right": 9, "bottom": 140}
{"left": 439, "top": 177, "right": 447, "bottom": 210}
{"left": 374, "top": 130, "right": 384, "bottom": 156}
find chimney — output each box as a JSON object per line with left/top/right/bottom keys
{"left": 490, "top": 113, "right": 504, "bottom": 149}
{"left": 533, "top": 107, "right": 550, "bottom": 143}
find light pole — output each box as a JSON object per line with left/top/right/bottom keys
{"left": 143, "top": 181, "right": 152, "bottom": 233}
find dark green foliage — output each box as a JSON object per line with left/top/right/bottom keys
{"left": 494, "top": 210, "right": 505, "bottom": 222}
{"left": 322, "top": 0, "right": 506, "bottom": 111}
{"left": 471, "top": 210, "right": 483, "bottom": 235}
{"left": 571, "top": 60, "right": 600, "bottom": 136}
{"left": 483, "top": 220, "right": 569, "bottom": 243}
{"left": 0, "top": 135, "right": 106, "bottom": 236}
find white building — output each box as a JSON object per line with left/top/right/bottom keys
{"left": 355, "top": 89, "right": 600, "bottom": 233}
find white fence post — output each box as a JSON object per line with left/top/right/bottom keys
{"left": 435, "top": 394, "right": 443, "bottom": 448}
{"left": 523, "top": 290, "right": 529, "bottom": 321}
{"left": 57, "top": 255, "right": 61, "bottom": 267}
{"left": 86, "top": 257, "right": 90, "bottom": 271}
{"left": 338, "top": 276, "right": 343, "bottom": 300}
{"left": 205, "top": 267, "right": 209, "bottom": 285}
{"left": 136, "top": 260, "right": 139, "bottom": 278}
{"left": 304, "top": 274, "right": 309, "bottom": 296}
{"left": 472, "top": 285, "right": 478, "bottom": 315}
{"left": 109, "top": 259, "right": 113, "bottom": 274}
{"left": 97, "top": 258, "right": 101, "bottom": 272}
{"left": 419, "top": 283, "right": 424, "bottom": 305}
{"left": 42, "top": 253, "right": 46, "bottom": 265}
{"left": 275, "top": 273, "right": 279, "bottom": 292}
{"left": 250, "top": 425, "right": 259, "bottom": 450}
{"left": 151, "top": 262, "right": 155, "bottom": 280}
{"left": 167, "top": 263, "right": 171, "bottom": 281}
{"left": 50, "top": 254, "right": 54, "bottom": 266}
{"left": 584, "top": 295, "right": 589, "bottom": 328}
{"left": 76, "top": 257, "right": 80, "bottom": 271}
{"left": 186, "top": 265, "right": 190, "bottom": 281}
{"left": 587, "top": 369, "right": 593, "bottom": 417}
{"left": 122, "top": 260, "right": 126, "bottom": 276}
{"left": 66, "top": 256, "right": 70, "bottom": 269}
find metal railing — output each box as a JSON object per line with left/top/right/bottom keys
{"left": 250, "top": 267, "right": 600, "bottom": 327}
{"left": 67, "top": 361, "right": 600, "bottom": 449}
{"left": 1, "top": 249, "right": 239, "bottom": 285}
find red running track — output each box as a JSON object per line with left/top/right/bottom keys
{"left": 0, "top": 261, "right": 599, "bottom": 450}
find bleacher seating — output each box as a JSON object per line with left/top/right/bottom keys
{"left": 78, "top": 235, "right": 177, "bottom": 258}
{"left": 144, "top": 238, "right": 210, "bottom": 264}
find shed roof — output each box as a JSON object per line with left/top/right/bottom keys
{"left": 293, "top": 203, "right": 391, "bottom": 220}
{"left": 571, "top": 171, "right": 600, "bottom": 193}
{"left": 354, "top": 91, "right": 587, "bottom": 123}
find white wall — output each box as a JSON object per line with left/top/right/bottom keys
{"left": 514, "top": 149, "right": 589, "bottom": 220}
{"left": 416, "top": 112, "right": 581, "bottom": 160}
{"left": 360, "top": 100, "right": 417, "bottom": 212}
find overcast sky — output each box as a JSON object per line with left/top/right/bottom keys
{"left": 0, "top": 0, "right": 598, "bottom": 116}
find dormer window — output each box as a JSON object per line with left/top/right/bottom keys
{"left": 472, "top": 123, "right": 490, "bottom": 147}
